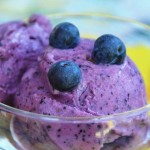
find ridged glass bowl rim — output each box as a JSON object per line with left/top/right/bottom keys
{"left": 0, "top": 13, "right": 150, "bottom": 123}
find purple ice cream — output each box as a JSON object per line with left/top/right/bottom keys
{"left": 0, "top": 14, "right": 52, "bottom": 102}
{"left": 0, "top": 15, "right": 148, "bottom": 150}
{"left": 13, "top": 37, "right": 148, "bottom": 150}
{"left": 14, "top": 38, "right": 146, "bottom": 116}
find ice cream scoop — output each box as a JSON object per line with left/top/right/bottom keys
{"left": 14, "top": 37, "right": 146, "bottom": 115}
{"left": 0, "top": 14, "right": 52, "bottom": 102}
{"left": 13, "top": 30, "right": 147, "bottom": 149}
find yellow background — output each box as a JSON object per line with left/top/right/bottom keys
{"left": 127, "top": 46, "right": 150, "bottom": 103}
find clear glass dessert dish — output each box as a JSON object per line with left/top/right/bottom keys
{"left": 0, "top": 13, "right": 150, "bottom": 150}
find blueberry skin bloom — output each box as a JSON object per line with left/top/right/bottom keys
{"left": 48, "top": 61, "right": 81, "bottom": 92}
{"left": 92, "top": 34, "right": 126, "bottom": 65}
{"left": 49, "top": 22, "right": 80, "bottom": 49}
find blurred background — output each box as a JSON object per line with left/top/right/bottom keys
{"left": 0, "top": 0, "right": 150, "bottom": 24}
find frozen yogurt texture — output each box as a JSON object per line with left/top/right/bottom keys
{"left": 0, "top": 14, "right": 51, "bottom": 102}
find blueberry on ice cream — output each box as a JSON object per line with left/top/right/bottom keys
{"left": 49, "top": 22, "right": 80, "bottom": 49}
{"left": 48, "top": 60, "right": 81, "bottom": 91}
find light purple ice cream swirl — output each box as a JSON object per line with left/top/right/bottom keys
{"left": 0, "top": 14, "right": 52, "bottom": 102}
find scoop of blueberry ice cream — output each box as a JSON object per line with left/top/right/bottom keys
{"left": 13, "top": 22, "right": 147, "bottom": 150}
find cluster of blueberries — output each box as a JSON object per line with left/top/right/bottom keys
{"left": 48, "top": 22, "right": 126, "bottom": 92}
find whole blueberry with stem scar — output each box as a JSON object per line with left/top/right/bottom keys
{"left": 49, "top": 22, "right": 80, "bottom": 49}
{"left": 92, "top": 34, "right": 126, "bottom": 65}
{"left": 48, "top": 60, "right": 81, "bottom": 92}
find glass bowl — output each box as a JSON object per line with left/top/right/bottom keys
{"left": 0, "top": 13, "right": 150, "bottom": 150}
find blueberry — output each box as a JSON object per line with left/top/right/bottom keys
{"left": 92, "top": 34, "right": 126, "bottom": 65}
{"left": 49, "top": 22, "right": 80, "bottom": 49}
{"left": 48, "top": 60, "right": 81, "bottom": 91}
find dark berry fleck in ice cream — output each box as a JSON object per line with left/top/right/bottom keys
{"left": 92, "top": 34, "right": 126, "bottom": 65}
{"left": 48, "top": 60, "right": 81, "bottom": 91}
{"left": 49, "top": 22, "right": 80, "bottom": 49}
